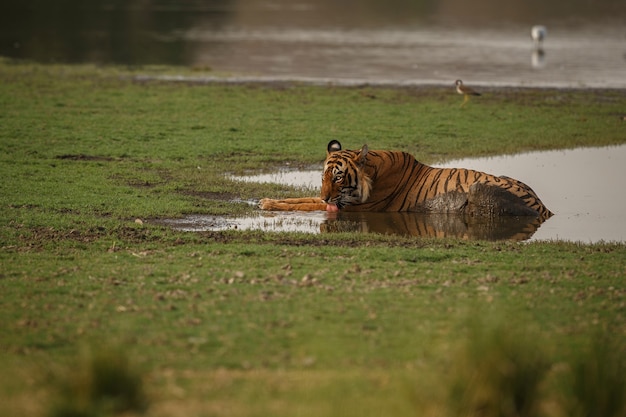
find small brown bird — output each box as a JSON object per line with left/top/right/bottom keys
{"left": 455, "top": 79, "right": 481, "bottom": 107}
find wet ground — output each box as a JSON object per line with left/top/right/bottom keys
{"left": 162, "top": 145, "right": 626, "bottom": 243}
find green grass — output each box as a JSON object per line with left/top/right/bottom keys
{"left": 0, "top": 60, "right": 625, "bottom": 416}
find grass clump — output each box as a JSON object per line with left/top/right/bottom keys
{"left": 415, "top": 316, "right": 626, "bottom": 417}
{"left": 49, "top": 345, "right": 148, "bottom": 417}
{"left": 563, "top": 334, "right": 626, "bottom": 417}
{"left": 425, "top": 314, "right": 626, "bottom": 417}
{"left": 447, "top": 317, "right": 551, "bottom": 417}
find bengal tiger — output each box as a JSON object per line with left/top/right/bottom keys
{"left": 259, "top": 140, "right": 553, "bottom": 221}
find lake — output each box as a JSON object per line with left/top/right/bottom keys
{"left": 2, "top": 0, "right": 625, "bottom": 88}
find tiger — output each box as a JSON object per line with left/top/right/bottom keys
{"left": 259, "top": 140, "right": 553, "bottom": 221}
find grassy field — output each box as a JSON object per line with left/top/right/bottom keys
{"left": 1, "top": 60, "right": 625, "bottom": 417}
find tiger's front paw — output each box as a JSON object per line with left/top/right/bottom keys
{"left": 258, "top": 198, "right": 277, "bottom": 210}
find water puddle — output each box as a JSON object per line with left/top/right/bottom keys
{"left": 163, "top": 145, "right": 626, "bottom": 242}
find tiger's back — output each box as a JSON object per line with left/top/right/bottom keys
{"left": 333, "top": 148, "right": 552, "bottom": 219}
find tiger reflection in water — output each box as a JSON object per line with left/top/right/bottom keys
{"left": 319, "top": 211, "right": 544, "bottom": 241}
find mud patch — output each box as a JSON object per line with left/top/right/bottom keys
{"left": 8, "top": 226, "right": 156, "bottom": 252}
{"left": 183, "top": 191, "right": 240, "bottom": 201}
{"left": 56, "top": 154, "right": 115, "bottom": 162}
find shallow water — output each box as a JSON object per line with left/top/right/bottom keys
{"left": 164, "top": 145, "right": 626, "bottom": 242}
{"left": 440, "top": 145, "right": 626, "bottom": 242}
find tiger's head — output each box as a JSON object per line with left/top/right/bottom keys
{"left": 321, "top": 140, "right": 372, "bottom": 210}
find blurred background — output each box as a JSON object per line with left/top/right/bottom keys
{"left": 1, "top": 0, "right": 625, "bottom": 87}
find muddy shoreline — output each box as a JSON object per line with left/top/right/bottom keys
{"left": 131, "top": 73, "right": 626, "bottom": 91}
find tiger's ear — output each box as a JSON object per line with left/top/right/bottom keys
{"left": 357, "top": 144, "right": 368, "bottom": 165}
{"left": 327, "top": 140, "right": 342, "bottom": 154}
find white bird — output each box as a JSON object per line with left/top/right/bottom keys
{"left": 531, "top": 25, "right": 547, "bottom": 48}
